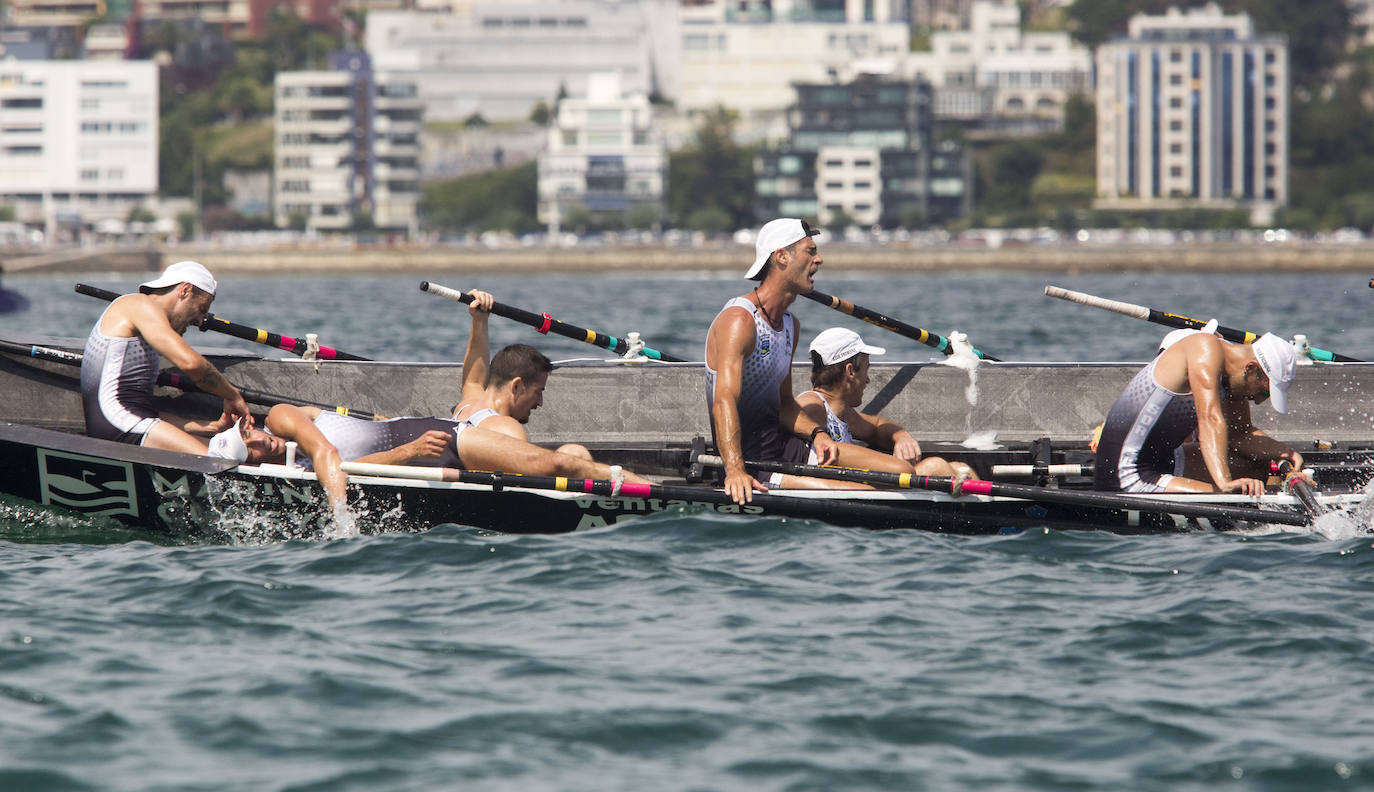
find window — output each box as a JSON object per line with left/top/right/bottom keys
{"left": 1170, "top": 97, "right": 1183, "bottom": 108}
{"left": 81, "top": 168, "right": 99, "bottom": 181}
{"left": 562, "top": 131, "right": 577, "bottom": 146}
{"left": 1, "top": 98, "right": 41, "bottom": 109}
{"left": 854, "top": 181, "right": 872, "bottom": 190}
{"left": 853, "top": 159, "right": 872, "bottom": 168}
{"left": 824, "top": 160, "right": 843, "bottom": 168}
{"left": 1169, "top": 120, "right": 1183, "bottom": 131}
{"left": 1169, "top": 74, "right": 1183, "bottom": 85}
{"left": 1169, "top": 166, "right": 1183, "bottom": 177}
{"left": 825, "top": 182, "right": 843, "bottom": 189}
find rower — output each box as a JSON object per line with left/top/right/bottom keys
{"left": 240, "top": 404, "right": 651, "bottom": 487}
{"left": 798, "top": 327, "right": 972, "bottom": 479}
{"left": 1094, "top": 330, "right": 1301, "bottom": 495}
{"left": 80, "top": 260, "right": 252, "bottom": 454}
{"left": 705, "top": 218, "right": 841, "bottom": 505}
{"left": 451, "top": 289, "right": 593, "bottom": 461}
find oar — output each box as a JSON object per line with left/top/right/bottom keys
{"left": 1044, "top": 285, "right": 1363, "bottom": 363}
{"left": 74, "top": 284, "right": 370, "bottom": 361}
{"left": 419, "top": 281, "right": 688, "bottom": 362}
{"left": 0, "top": 338, "right": 381, "bottom": 420}
{"left": 801, "top": 288, "right": 1000, "bottom": 361}
{"left": 1274, "top": 460, "right": 1324, "bottom": 517}
{"left": 698, "top": 455, "right": 1310, "bottom": 527}
{"left": 341, "top": 461, "right": 956, "bottom": 529}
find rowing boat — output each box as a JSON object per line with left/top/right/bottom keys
{"left": 1, "top": 420, "right": 1360, "bottom": 541}
{"left": 2, "top": 335, "right": 1371, "bottom": 539}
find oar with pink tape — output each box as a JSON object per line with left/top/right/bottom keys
{"left": 74, "top": 283, "right": 370, "bottom": 361}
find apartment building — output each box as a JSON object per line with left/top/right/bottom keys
{"left": 365, "top": 1, "right": 654, "bottom": 122}
{"left": 0, "top": 60, "right": 158, "bottom": 233}
{"left": 755, "top": 76, "right": 969, "bottom": 228}
{"left": 677, "top": 0, "right": 912, "bottom": 117}
{"left": 1096, "top": 3, "right": 1288, "bottom": 218}
{"left": 273, "top": 51, "right": 422, "bottom": 233}
{"left": 536, "top": 72, "right": 666, "bottom": 230}
{"left": 903, "top": 0, "right": 1092, "bottom": 137}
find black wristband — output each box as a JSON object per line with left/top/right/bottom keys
{"left": 810, "top": 426, "right": 830, "bottom": 443}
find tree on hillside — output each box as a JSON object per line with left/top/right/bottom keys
{"left": 667, "top": 107, "right": 755, "bottom": 231}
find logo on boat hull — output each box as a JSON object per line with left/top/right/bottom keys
{"left": 36, "top": 449, "right": 138, "bottom": 518}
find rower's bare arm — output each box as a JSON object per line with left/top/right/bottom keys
{"left": 266, "top": 405, "right": 346, "bottom": 509}
{"left": 125, "top": 296, "right": 251, "bottom": 424}
{"left": 706, "top": 308, "right": 765, "bottom": 502}
{"left": 354, "top": 430, "right": 452, "bottom": 465}
{"left": 778, "top": 325, "right": 838, "bottom": 465}
{"left": 460, "top": 289, "right": 495, "bottom": 401}
{"left": 1189, "top": 352, "right": 1260, "bottom": 494}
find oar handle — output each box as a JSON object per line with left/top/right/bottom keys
{"left": 1044, "top": 285, "right": 1363, "bottom": 363}
{"left": 340, "top": 461, "right": 943, "bottom": 528}
{"left": 156, "top": 372, "right": 381, "bottom": 421}
{"left": 73, "top": 283, "right": 370, "bottom": 362}
{"left": 420, "top": 281, "right": 688, "bottom": 363}
{"left": 702, "top": 452, "right": 1307, "bottom": 526}
{"left": 1273, "top": 460, "right": 1324, "bottom": 516}
{"left": 803, "top": 288, "right": 999, "bottom": 361}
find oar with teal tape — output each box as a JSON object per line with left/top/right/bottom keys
{"left": 1045, "top": 285, "right": 1363, "bottom": 363}
{"left": 420, "top": 281, "right": 688, "bottom": 362}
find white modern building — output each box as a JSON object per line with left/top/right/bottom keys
{"left": 365, "top": 1, "right": 656, "bottom": 123}
{"left": 1096, "top": 4, "right": 1288, "bottom": 218}
{"left": 536, "top": 72, "right": 665, "bottom": 230}
{"left": 0, "top": 61, "right": 159, "bottom": 235}
{"left": 274, "top": 52, "right": 423, "bottom": 233}
{"left": 902, "top": 0, "right": 1093, "bottom": 135}
{"left": 676, "top": 0, "right": 913, "bottom": 117}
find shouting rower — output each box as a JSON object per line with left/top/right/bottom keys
{"left": 1094, "top": 331, "right": 1300, "bottom": 495}
{"left": 705, "top": 218, "right": 840, "bottom": 505}
{"left": 81, "top": 260, "right": 252, "bottom": 454}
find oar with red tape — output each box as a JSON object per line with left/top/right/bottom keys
{"left": 420, "top": 281, "right": 688, "bottom": 362}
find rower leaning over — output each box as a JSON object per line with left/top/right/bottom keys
{"left": 798, "top": 327, "right": 971, "bottom": 479}
{"left": 81, "top": 261, "right": 252, "bottom": 454}
{"left": 451, "top": 289, "right": 593, "bottom": 460}
{"left": 705, "top": 218, "right": 840, "bottom": 505}
{"left": 1094, "top": 331, "right": 1300, "bottom": 495}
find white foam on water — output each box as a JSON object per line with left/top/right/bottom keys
{"left": 960, "top": 430, "right": 1002, "bottom": 450}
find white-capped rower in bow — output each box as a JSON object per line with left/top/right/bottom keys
{"left": 81, "top": 260, "right": 253, "bottom": 454}
{"left": 1094, "top": 330, "right": 1301, "bottom": 496}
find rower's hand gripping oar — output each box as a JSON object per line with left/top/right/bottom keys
{"left": 0, "top": 339, "right": 382, "bottom": 420}
{"left": 697, "top": 454, "right": 1311, "bottom": 527}
{"left": 74, "top": 284, "right": 370, "bottom": 362}
{"left": 1044, "top": 285, "right": 1363, "bottom": 363}
{"left": 801, "top": 288, "right": 1000, "bottom": 361}
{"left": 420, "top": 281, "right": 688, "bottom": 362}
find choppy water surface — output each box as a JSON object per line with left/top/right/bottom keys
{"left": 3, "top": 269, "right": 1374, "bottom": 789}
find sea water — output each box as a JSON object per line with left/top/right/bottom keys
{"left": 2, "top": 269, "right": 1374, "bottom": 790}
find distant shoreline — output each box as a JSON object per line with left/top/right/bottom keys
{"left": 5, "top": 240, "right": 1374, "bottom": 276}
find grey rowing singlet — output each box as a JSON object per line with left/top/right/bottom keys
{"left": 704, "top": 296, "right": 796, "bottom": 462}
{"left": 1094, "top": 358, "right": 1197, "bottom": 492}
{"left": 81, "top": 310, "right": 161, "bottom": 444}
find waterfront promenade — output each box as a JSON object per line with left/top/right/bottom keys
{"left": 4, "top": 235, "right": 1374, "bottom": 276}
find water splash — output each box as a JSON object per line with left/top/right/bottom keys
{"left": 938, "top": 331, "right": 1001, "bottom": 449}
